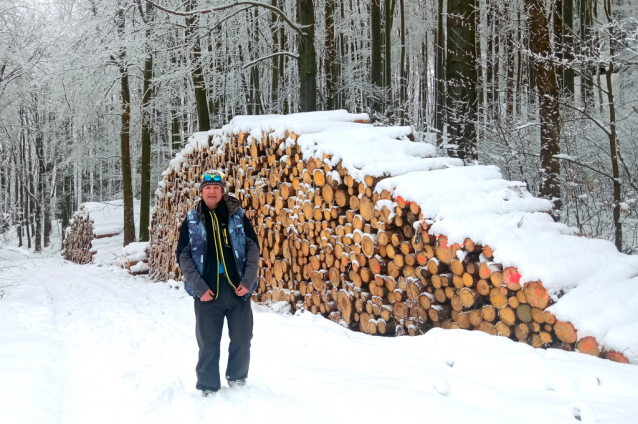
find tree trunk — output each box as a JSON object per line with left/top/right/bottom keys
{"left": 554, "top": 0, "right": 564, "bottom": 91}
{"left": 486, "top": 1, "right": 494, "bottom": 118}
{"left": 117, "top": 8, "right": 136, "bottom": 247}
{"left": 399, "top": 0, "right": 406, "bottom": 124}
{"left": 271, "top": 0, "right": 280, "bottom": 111}
{"left": 298, "top": 0, "right": 317, "bottom": 112}
{"left": 186, "top": 0, "right": 211, "bottom": 131}
{"left": 324, "top": 0, "right": 337, "bottom": 111}
{"left": 527, "top": 0, "right": 562, "bottom": 212}
{"left": 506, "top": 2, "right": 516, "bottom": 116}
{"left": 384, "top": 0, "right": 393, "bottom": 100}
{"left": 604, "top": 0, "right": 622, "bottom": 251}
{"left": 563, "top": 0, "right": 575, "bottom": 95}
{"left": 139, "top": 53, "right": 153, "bottom": 242}
{"left": 435, "top": 0, "right": 445, "bottom": 145}
{"left": 371, "top": 0, "right": 383, "bottom": 115}
{"left": 44, "top": 162, "right": 53, "bottom": 247}
{"left": 34, "top": 111, "right": 45, "bottom": 253}
{"left": 16, "top": 153, "right": 22, "bottom": 247}
{"left": 580, "top": 0, "right": 593, "bottom": 107}
{"left": 446, "top": 0, "right": 477, "bottom": 160}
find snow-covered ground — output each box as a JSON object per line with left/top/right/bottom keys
{"left": 1, "top": 228, "right": 638, "bottom": 424}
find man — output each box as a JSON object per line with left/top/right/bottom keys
{"left": 176, "top": 170, "right": 260, "bottom": 396}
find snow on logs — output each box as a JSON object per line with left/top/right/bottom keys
{"left": 148, "top": 111, "right": 638, "bottom": 364}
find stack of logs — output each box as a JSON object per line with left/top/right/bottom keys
{"left": 62, "top": 210, "right": 118, "bottom": 264}
{"left": 148, "top": 126, "right": 629, "bottom": 364}
{"left": 116, "top": 242, "right": 150, "bottom": 275}
{"left": 62, "top": 214, "right": 94, "bottom": 264}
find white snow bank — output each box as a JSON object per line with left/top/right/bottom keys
{"left": 298, "top": 128, "right": 461, "bottom": 182}
{"left": 219, "top": 109, "right": 369, "bottom": 138}
{"left": 376, "top": 165, "right": 552, "bottom": 219}
{"left": 123, "top": 242, "right": 149, "bottom": 262}
{"left": 378, "top": 165, "right": 638, "bottom": 362}
{"left": 130, "top": 261, "right": 150, "bottom": 273}
{"left": 162, "top": 110, "right": 443, "bottom": 187}
{"left": 212, "top": 111, "right": 452, "bottom": 183}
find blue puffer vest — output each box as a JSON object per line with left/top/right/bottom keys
{"left": 184, "top": 195, "right": 252, "bottom": 299}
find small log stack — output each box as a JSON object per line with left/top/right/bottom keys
{"left": 116, "top": 242, "right": 150, "bottom": 275}
{"left": 62, "top": 205, "right": 119, "bottom": 264}
{"left": 148, "top": 120, "right": 629, "bottom": 364}
{"left": 62, "top": 213, "right": 95, "bottom": 264}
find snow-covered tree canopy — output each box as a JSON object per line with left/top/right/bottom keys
{"left": 1, "top": 0, "right": 637, "bottom": 252}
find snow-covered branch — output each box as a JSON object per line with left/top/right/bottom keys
{"left": 242, "top": 52, "right": 299, "bottom": 69}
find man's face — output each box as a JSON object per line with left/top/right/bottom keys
{"left": 202, "top": 184, "right": 223, "bottom": 209}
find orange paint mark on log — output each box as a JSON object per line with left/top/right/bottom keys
{"left": 510, "top": 271, "right": 521, "bottom": 283}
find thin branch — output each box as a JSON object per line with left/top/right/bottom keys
{"left": 522, "top": 151, "right": 616, "bottom": 182}
{"left": 243, "top": 52, "right": 299, "bottom": 69}
{"left": 144, "top": 0, "right": 307, "bottom": 37}
{"left": 150, "top": 5, "right": 253, "bottom": 55}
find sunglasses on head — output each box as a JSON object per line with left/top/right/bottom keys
{"left": 202, "top": 173, "right": 224, "bottom": 181}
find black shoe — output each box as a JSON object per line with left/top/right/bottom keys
{"left": 201, "top": 389, "right": 218, "bottom": 397}
{"left": 227, "top": 379, "right": 246, "bottom": 388}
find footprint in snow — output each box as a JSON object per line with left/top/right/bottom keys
{"left": 432, "top": 376, "right": 449, "bottom": 396}
{"left": 570, "top": 401, "right": 598, "bottom": 423}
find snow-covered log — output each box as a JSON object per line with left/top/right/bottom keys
{"left": 149, "top": 110, "right": 638, "bottom": 365}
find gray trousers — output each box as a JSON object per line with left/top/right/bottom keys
{"left": 194, "top": 287, "right": 253, "bottom": 391}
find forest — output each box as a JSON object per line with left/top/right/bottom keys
{"left": 1, "top": 0, "right": 637, "bottom": 253}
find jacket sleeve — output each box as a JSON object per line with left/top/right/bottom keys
{"left": 243, "top": 215, "right": 258, "bottom": 245}
{"left": 175, "top": 216, "right": 190, "bottom": 266}
{"left": 179, "top": 243, "right": 211, "bottom": 298}
{"left": 239, "top": 235, "right": 260, "bottom": 292}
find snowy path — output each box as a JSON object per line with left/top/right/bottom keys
{"left": 1, "top": 251, "right": 638, "bottom": 424}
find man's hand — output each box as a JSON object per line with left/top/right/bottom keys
{"left": 200, "top": 289, "right": 214, "bottom": 302}
{"left": 235, "top": 285, "right": 249, "bottom": 297}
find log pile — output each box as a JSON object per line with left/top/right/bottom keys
{"left": 116, "top": 242, "right": 150, "bottom": 275}
{"left": 63, "top": 203, "right": 120, "bottom": 264}
{"left": 62, "top": 200, "right": 140, "bottom": 269}
{"left": 148, "top": 115, "right": 630, "bottom": 364}
{"left": 62, "top": 212, "right": 95, "bottom": 264}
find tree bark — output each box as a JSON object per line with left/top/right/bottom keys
{"left": 271, "top": 0, "right": 280, "bottom": 111}
{"left": 580, "top": 0, "right": 593, "bottom": 107}
{"left": 435, "top": 0, "right": 445, "bottom": 145}
{"left": 186, "top": 0, "right": 211, "bottom": 131}
{"left": 554, "top": 0, "right": 564, "bottom": 91}
{"left": 527, "top": 0, "right": 562, "bottom": 212}
{"left": 604, "top": 0, "right": 622, "bottom": 251}
{"left": 117, "top": 7, "right": 136, "bottom": 247}
{"left": 297, "top": 0, "right": 317, "bottom": 112}
{"left": 139, "top": 52, "right": 153, "bottom": 242}
{"left": 384, "top": 0, "right": 393, "bottom": 97}
{"left": 324, "top": 0, "right": 337, "bottom": 111}
{"left": 43, "top": 161, "right": 53, "bottom": 247}
{"left": 399, "top": 0, "right": 406, "bottom": 124}
{"left": 371, "top": 0, "right": 383, "bottom": 115}
{"left": 446, "top": 0, "right": 477, "bottom": 160}
{"left": 34, "top": 109, "right": 45, "bottom": 253}
{"left": 563, "top": 0, "right": 575, "bottom": 95}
